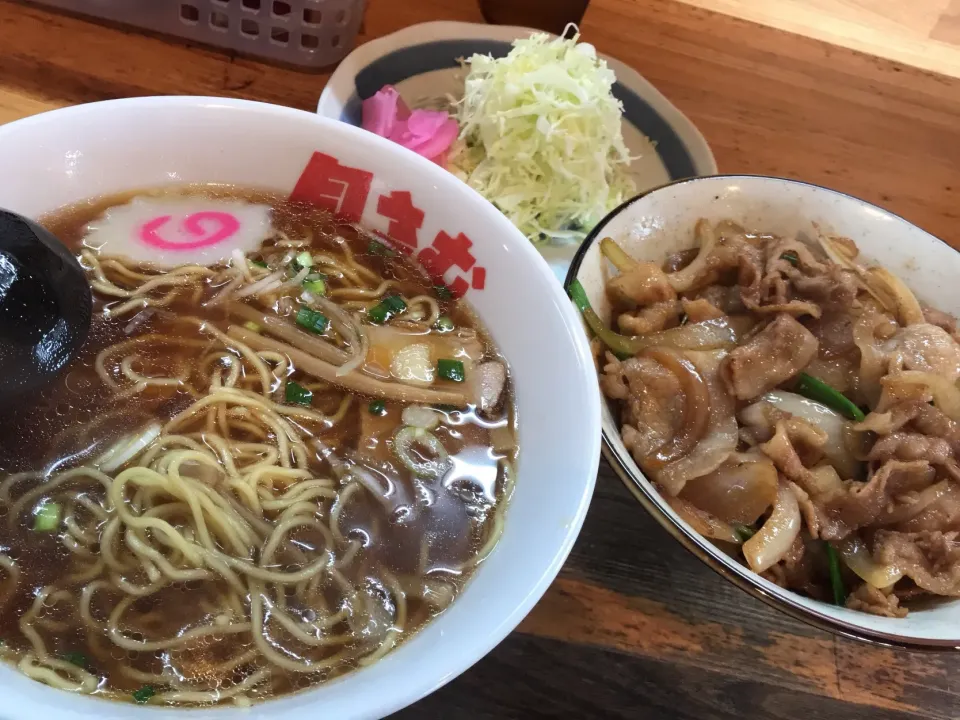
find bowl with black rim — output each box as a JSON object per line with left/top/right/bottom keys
{"left": 565, "top": 173, "right": 960, "bottom": 649}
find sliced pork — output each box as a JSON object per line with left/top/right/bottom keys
{"left": 720, "top": 314, "right": 818, "bottom": 400}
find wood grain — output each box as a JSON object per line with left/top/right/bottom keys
{"left": 394, "top": 634, "right": 940, "bottom": 720}
{"left": 582, "top": 0, "right": 960, "bottom": 251}
{"left": 0, "top": 0, "right": 959, "bottom": 717}
{"left": 0, "top": 0, "right": 484, "bottom": 117}
{"left": 675, "top": 0, "right": 960, "bottom": 79}
{"left": 932, "top": 0, "right": 960, "bottom": 45}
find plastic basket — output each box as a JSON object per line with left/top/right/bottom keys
{"left": 25, "top": 0, "right": 367, "bottom": 70}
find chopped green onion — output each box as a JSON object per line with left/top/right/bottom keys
{"left": 437, "top": 359, "right": 465, "bottom": 383}
{"left": 303, "top": 279, "right": 327, "bottom": 295}
{"left": 289, "top": 251, "right": 314, "bottom": 274}
{"left": 132, "top": 685, "right": 155, "bottom": 704}
{"left": 32, "top": 501, "right": 61, "bottom": 532}
{"left": 383, "top": 295, "right": 406, "bottom": 313}
{"left": 368, "top": 305, "right": 390, "bottom": 324}
{"left": 568, "top": 279, "right": 637, "bottom": 357}
{"left": 284, "top": 381, "right": 313, "bottom": 406}
{"left": 242, "top": 321, "right": 261, "bottom": 333}
{"left": 303, "top": 272, "right": 327, "bottom": 296}
{"left": 368, "top": 295, "right": 407, "bottom": 324}
{"left": 434, "top": 284, "right": 454, "bottom": 300}
{"left": 733, "top": 524, "right": 756, "bottom": 543}
{"left": 567, "top": 278, "right": 592, "bottom": 313}
{"left": 435, "top": 316, "right": 454, "bottom": 332}
{"left": 781, "top": 251, "right": 799, "bottom": 267}
{"left": 62, "top": 651, "right": 89, "bottom": 670}
{"left": 295, "top": 307, "right": 329, "bottom": 335}
{"left": 295, "top": 251, "right": 313, "bottom": 268}
{"left": 795, "top": 373, "right": 866, "bottom": 422}
{"left": 368, "top": 399, "right": 386, "bottom": 416}
{"left": 249, "top": 259, "right": 268, "bottom": 269}
{"left": 825, "top": 543, "right": 846, "bottom": 606}
{"left": 368, "top": 239, "right": 397, "bottom": 257}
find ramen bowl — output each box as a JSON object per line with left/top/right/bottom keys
{"left": 567, "top": 174, "right": 960, "bottom": 649}
{"left": 0, "top": 97, "right": 600, "bottom": 718}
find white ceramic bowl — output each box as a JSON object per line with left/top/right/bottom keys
{"left": 0, "top": 97, "right": 601, "bottom": 718}
{"left": 567, "top": 175, "right": 960, "bottom": 649}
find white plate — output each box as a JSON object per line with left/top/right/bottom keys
{"left": 318, "top": 21, "right": 717, "bottom": 282}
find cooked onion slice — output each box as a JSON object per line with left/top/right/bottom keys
{"left": 401, "top": 405, "right": 441, "bottom": 430}
{"left": 569, "top": 280, "right": 739, "bottom": 357}
{"left": 654, "top": 350, "right": 738, "bottom": 497}
{"left": 394, "top": 427, "right": 451, "bottom": 479}
{"left": 640, "top": 347, "right": 710, "bottom": 467}
{"left": 234, "top": 270, "right": 284, "bottom": 299}
{"left": 865, "top": 267, "right": 925, "bottom": 327}
{"left": 680, "top": 456, "right": 778, "bottom": 525}
{"left": 743, "top": 391, "right": 860, "bottom": 480}
{"left": 837, "top": 535, "right": 903, "bottom": 589}
{"left": 644, "top": 318, "right": 741, "bottom": 352}
{"left": 743, "top": 480, "right": 802, "bottom": 573}
{"left": 883, "top": 371, "right": 960, "bottom": 422}
{"left": 96, "top": 423, "right": 162, "bottom": 473}
{"left": 657, "top": 415, "right": 739, "bottom": 497}
{"left": 665, "top": 220, "right": 718, "bottom": 292}
{"left": 664, "top": 495, "right": 739, "bottom": 544}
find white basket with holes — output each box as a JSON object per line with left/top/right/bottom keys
{"left": 24, "top": 0, "right": 367, "bottom": 70}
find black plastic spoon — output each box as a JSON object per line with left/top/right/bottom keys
{"left": 0, "top": 209, "right": 91, "bottom": 399}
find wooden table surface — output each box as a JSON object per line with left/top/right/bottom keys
{"left": 4, "top": 0, "right": 960, "bottom": 717}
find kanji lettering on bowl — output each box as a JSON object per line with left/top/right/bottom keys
{"left": 290, "top": 152, "right": 373, "bottom": 223}
{"left": 472, "top": 266, "right": 486, "bottom": 290}
{"left": 446, "top": 276, "right": 469, "bottom": 298}
{"left": 418, "top": 231, "right": 487, "bottom": 298}
{"left": 418, "top": 231, "right": 476, "bottom": 277}
{"left": 376, "top": 191, "right": 423, "bottom": 254}
{"left": 290, "top": 154, "right": 488, "bottom": 297}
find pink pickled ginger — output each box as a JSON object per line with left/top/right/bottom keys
{"left": 362, "top": 86, "right": 458, "bottom": 166}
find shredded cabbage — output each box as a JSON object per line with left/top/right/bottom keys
{"left": 450, "top": 29, "right": 636, "bottom": 246}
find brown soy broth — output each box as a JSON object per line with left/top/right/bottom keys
{"left": 0, "top": 186, "right": 517, "bottom": 704}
